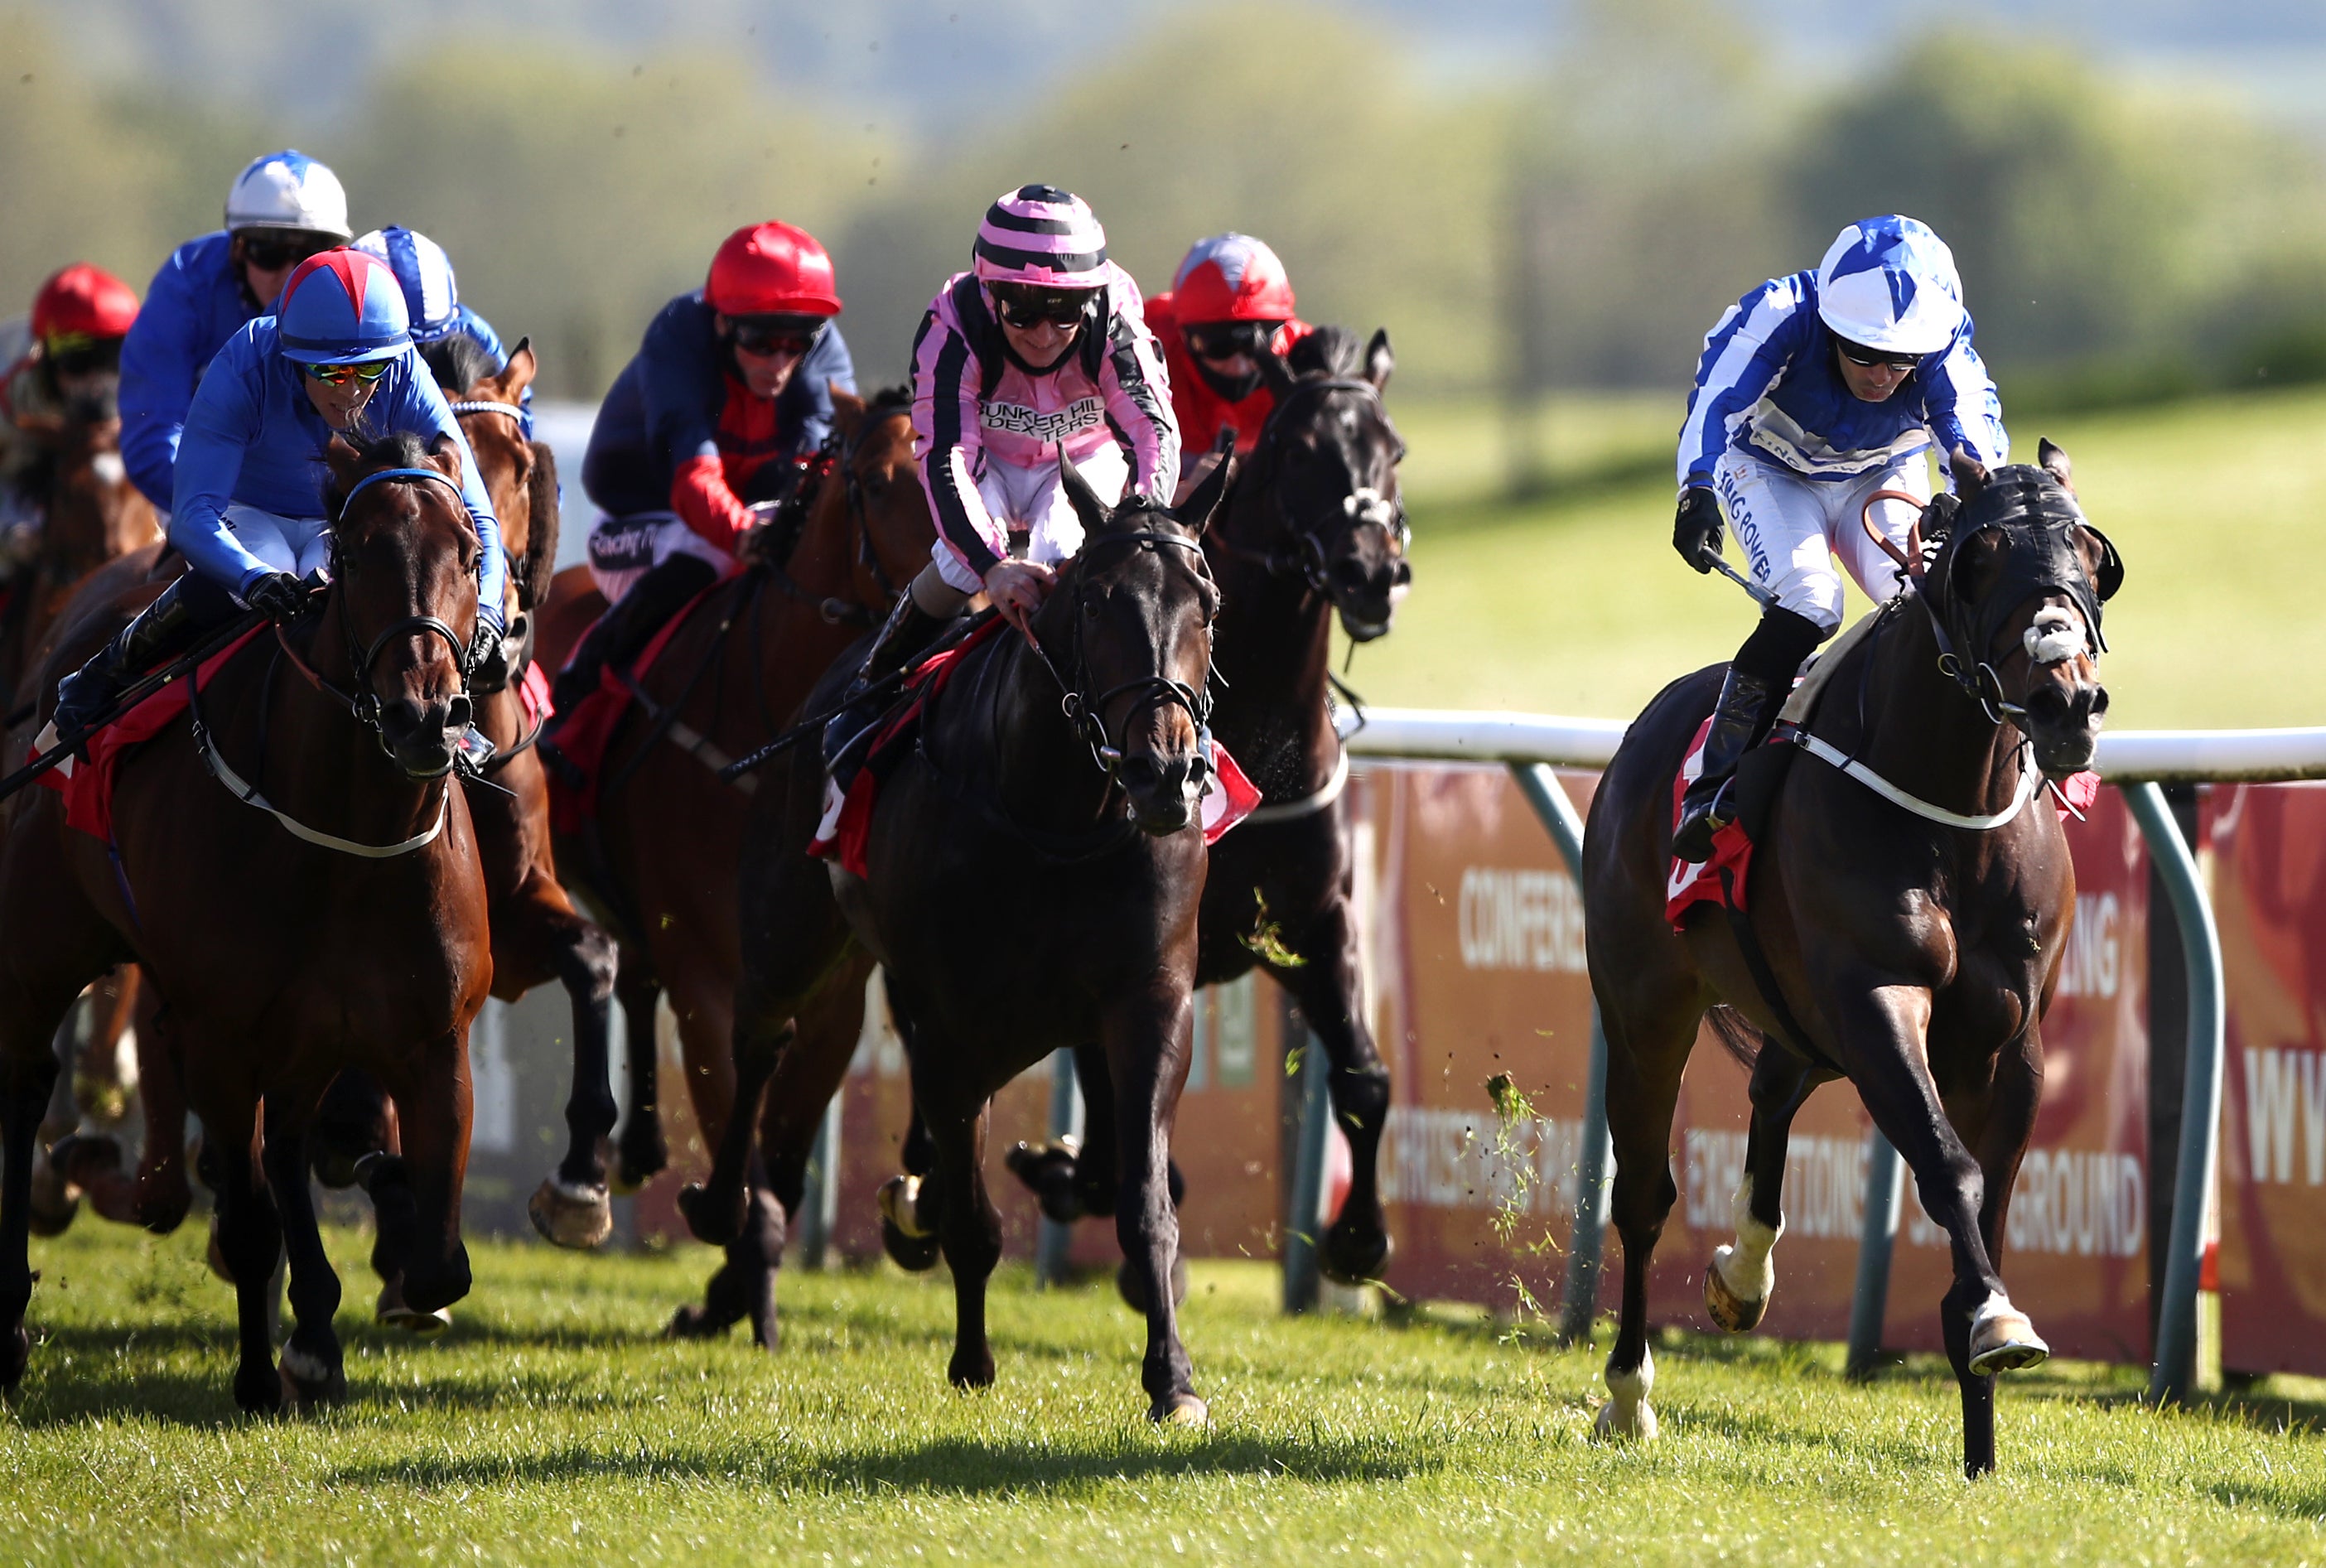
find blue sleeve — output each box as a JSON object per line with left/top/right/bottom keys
{"left": 119, "top": 248, "right": 210, "bottom": 509}
{"left": 166, "top": 339, "right": 273, "bottom": 597}
{"left": 1920, "top": 321, "right": 2009, "bottom": 483}
{"left": 1676, "top": 276, "right": 1807, "bottom": 490}
{"left": 639, "top": 301, "right": 721, "bottom": 474}
{"left": 382, "top": 358, "right": 508, "bottom": 629}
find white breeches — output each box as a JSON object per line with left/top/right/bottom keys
{"left": 222, "top": 503, "right": 333, "bottom": 581}
{"left": 929, "top": 442, "right": 1131, "bottom": 596}
{"left": 1712, "top": 451, "right": 1933, "bottom": 631}
{"left": 586, "top": 511, "right": 731, "bottom": 604}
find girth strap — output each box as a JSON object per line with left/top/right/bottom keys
{"left": 188, "top": 692, "right": 451, "bottom": 858}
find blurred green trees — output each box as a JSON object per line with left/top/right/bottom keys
{"left": 2, "top": 1, "right": 2324, "bottom": 411}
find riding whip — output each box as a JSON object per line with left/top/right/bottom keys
{"left": 1697, "top": 544, "right": 1778, "bottom": 610}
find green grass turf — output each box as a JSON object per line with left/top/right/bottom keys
{"left": 5, "top": 1220, "right": 2325, "bottom": 1564}
{"left": 1360, "top": 385, "right": 2326, "bottom": 730}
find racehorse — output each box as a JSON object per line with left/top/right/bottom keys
{"left": 987, "top": 326, "right": 1411, "bottom": 1285}
{"left": 700, "top": 453, "right": 1228, "bottom": 1419}
{"left": 1580, "top": 442, "right": 2120, "bottom": 1476}
{"left": 533, "top": 386, "right": 931, "bottom": 1334}
{"left": 0, "top": 431, "right": 493, "bottom": 1409}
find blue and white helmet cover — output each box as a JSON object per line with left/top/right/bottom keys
{"left": 224, "top": 149, "right": 352, "bottom": 240}
{"left": 352, "top": 226, "right": 461, "bottom": 343}
{"left": 1815, "top": 215, "right": 1965, "bottom": 356}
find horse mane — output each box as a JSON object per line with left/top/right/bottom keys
{"left": 326, "top": 430, "right": 439, "bottom": 519}
{"left": 1286, "top": 325, "right": 1363, "bottom": 379}
{"left": 863, "top": 384, "right": 910, "bottom": 418}
{"left": 418, "top": 335, "right": 501, "bottom": 401}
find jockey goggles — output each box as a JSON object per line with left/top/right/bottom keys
{"left": 238, "top": 230, "right": 342, "bottom": 273}
{"left": 726, "top": 315, "right": 828, "bottom": 358}
{"left": 1185, "top": 320, "right": 1282, "bottom": 362}
{"left": 302, "top": 359, "right": 393, "bottom": 387}
{"left": 990, "top": 283, "right": 1097, "bottom": 330}
{"left": 42, "top": 334, "right": 122, "bottom": 378}
{"left": 1834, "top": 336, "right": 1923, "bottom": 373}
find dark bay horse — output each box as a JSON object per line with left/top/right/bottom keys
{"left": 0, "top": 432, "right": 494, "bottom": 1409}
{"left": 1580, "top": 443, "right": 2120, "bottom": 1476}
{"left": 533, "top": 387, "right": 931, "bottom": 1331}
{"left": 703, "top": 456, "right": 1228, "bottom": 1419}
{"left": 997, "top": 326, "right": 1412, "bottom": 1285}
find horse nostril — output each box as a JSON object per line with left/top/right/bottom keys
{"left": 1391, "top": 559, "right": 1413, "bottom": 588}
{"left": 1332, "top": 557, "right": 1372, "bottom": 596}
{"left": 446, "top": 694, "right": 473, "bottom": 731}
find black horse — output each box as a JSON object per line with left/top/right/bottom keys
{"left": 692, "top": 455, "right": 1228, "bottom": 1419}
{"left": 1580, "top": 442, "right": 2120, "bottom": 1476}
{"left": 998, "top": 326, "right": 1410, "bottom": 1285}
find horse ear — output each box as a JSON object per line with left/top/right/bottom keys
{"left": 325, "top": 436, "right": 364, "bottom": 491}
{"left": 2037, "top": 437, "right": 2074, "bottom": 494}
{"left": 1947, "top": 446, "right": 1989, "bottom": 498}
{"left": 492, "top": 337, "right": 538, "bottom": 402}
{"left": 1173, "top": 446, "right": 1234, "bottom": 533}
{"left": 1055, "top": 449, "right": 1114, "bottom": 536}
{"left": 422, "top": 432, "right": 464, "bottom": 483}
{"left": 1364, "top": 327, "right": 1394, "bottom": 392}
{"left": 1257, "top": 346, "right": 1296, "bottom": 398}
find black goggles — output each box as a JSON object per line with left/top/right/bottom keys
{"left": 44, "top": 337, "right": 122, "bottom": 379}
{"left": 991, "top": 286, "right": 1095, "bottom": 330}
{"left": 1834, "top": 337, "right": 1923, "bottom": 373}
{"left": 727, "top": 315, "right": 828, "bottom": 358}
{"left": 1185, "top": 321, "right": 1281, "bottom": 361}
{"left": 238, "top": 231, "right": 340, "bottom": 272}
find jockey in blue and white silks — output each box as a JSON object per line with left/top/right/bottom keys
{"left": 1669, "top": 215, "right": 2010, "bottom": 862}
{"left": 118, "top": 150, "right": 354, "bottom": 511}
{"left": 350, "top": 226, "right": 533, "bottom": 437}
{"left": 51, "top": 248, "right": 504, "bottom": 743}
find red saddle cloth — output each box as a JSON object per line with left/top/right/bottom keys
{"left": 544, "top": 582, "right": 718, "bottom": 834}
{"left": 808, "top": 617, "right": 1262, "bottom": 877}
{"left": 38, "top": 624, "right": 268, "bottom": 843}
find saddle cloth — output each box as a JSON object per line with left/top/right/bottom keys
{"left": 39, "top": 623, "right": 268, "bottom": 843}
{"left": 1662, "top": 714, "right": 1759, "bottom": 931}
{"left": 544, "top": 581, "right": 719, "bottom": 834}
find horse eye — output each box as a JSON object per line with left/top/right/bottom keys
{"left": 1083, "top": 598, "right": 1100, "bottom": 618}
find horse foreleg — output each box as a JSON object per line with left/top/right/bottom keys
{"left": 1104, "top": 987, "right": 1202, "bottom": 1423}
{"left": 677, "top": 1010, "right": 788, "bottom": 1250}
{"left": 525, "top": 911, "right": 620, "bottom": 1250}
{"left": 1270, "top": 895, "right": 1392, "bottom": 1286}
{"left": 0, "top": 1035, "right": 60, "bottom": 1397}
{"left": 205, "top": 1104, "right": 286, "bottom": 1414}
{"left": 1704, "top": 1043, "right": 1827, "bottom": 1334}
{"left": 376, "top": 1030, "right": 473, "bottom": 1321}
{"left": 1595, "top": 998, "right": 1694, "bottom": 1442}
{"left": 260, "top": 1099, "right": 345, "bottom": 1409}
{"left": 1947, "top": 1026, "right": 2044, "bottom": 1478}
{"left": 921, "top": 1072, "right": 1001, "bottom": 1391}
{"left": 610, "top": 962, "right": 667, "bottom": 1192}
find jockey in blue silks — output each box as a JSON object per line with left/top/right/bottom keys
{"left": 1668, "top": 215, "right": 2010, "bottom": 862}
{"left": 350, "top": 225, "right": 533, "bottom": 438}
{"left": 51, "top": 248, "right": 507, "bottom": 741}
{"left": 118, "top": 150, "right": 354, "bottom": 511}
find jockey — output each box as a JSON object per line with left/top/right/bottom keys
{"left": 350, "top": 226, "right": 531, "bottom": 436}
{"left": 1144, "top": 233, "right": 1314, "bottom": 474}
{"left": 0, "top": 263, "right": 142, "bottom": 574}
{"left": 50, "top": 248, "right": 505, "bottom": 741}
{"left": 548, "top": 220, "right": 855, "bottom": 718}
{"left": 118, "top": 150, "right": 353, "bottom": 512}
{"left": 1670, "top": 214, "right": 2009, "bottom": 862}
{"left": 828, "top": 185, "right": 1176, "bottom": 741}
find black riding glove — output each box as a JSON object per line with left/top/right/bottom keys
{"left": 242, "top": 572, "right": 311, "bottom": 622}
{"left": 466, "top": 620, "right": 511, "bottom": 692}
{"left": 1673, "top": 486, "right": 1724, "bottom": 573}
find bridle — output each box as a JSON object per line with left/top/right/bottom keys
{"left": 751, "top": 399, "right": 910, "bottom": 627}
{"left": 1207, "top": 376, "right": 1408, "bottom": 596}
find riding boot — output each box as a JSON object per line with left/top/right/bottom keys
{"left": 50, "top": 572, "right": 238, "bottom": 743}
{"left": 821, "top": 591, "right": 953, "bottom": 772}
{"left": 1672, "top": 605, "right": 1827, "bottom": 863}
{"left": 546, "top": 554, "right": 720, "bottom": 726}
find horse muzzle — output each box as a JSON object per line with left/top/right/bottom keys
{"left": 378, "top": 693, "right": 473, "bottom": 779}
{"left": 1329, "top": 550, "right": 1412, "bottom": 644}
{"left": 2022, "top": 676, "right": 2108, "bottom": 779}
{"left": 1117, "top": 750, "right": 1203, "bottom": 837}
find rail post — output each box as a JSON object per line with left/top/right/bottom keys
{"left": 1846, "top": 1130, "right": 1904, "bottom": 1377}
{"left": 1508, "top": 762, "right": 1614, "bottom": 1342}
{"left": 1282, "top": 1034, "right": 1331, "bottom": 1312}
{"left": 1034, "top": 1047, "right": 1082, "bottom": 1288}
{"left": 796, "top": 1092, "right": 842, "bottom": 1269}
{"left": 2128, "top": 782, "right": 2225, "bottom": 1404}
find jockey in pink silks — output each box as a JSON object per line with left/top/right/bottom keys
{"left": 825, "top": 185, "right": 1179, "bottom": 755}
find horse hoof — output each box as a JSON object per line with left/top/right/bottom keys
{"left": 881, "top": 1217, "right": 941, "bottom": 1273}
{"left": 1149, "top": 1393, "right": 1209, "bottom": 1427}
{"left": 677, "top": 1182, "right": 745, "bottom": 1247}
{"left": 1703, "top": 1258, "right": 1769, "bottom": 1334}
{"left": 876, "top": 1176, "right": 941, "bottom": 1271}
{"left": 612, "top": 1122, "right": 669, "bottom": 1194}
{"left": 375, "top": 1283, "right": 452, "bottom": 1336}
{"left": 1320, "top": 1218, "right": 1392, "bottom": 1286}
{"left": 1116, "top": 1255, "right": 1190, "bottom": 1314}
{"left": 277, "top": 1347, "right": 346, "bottom": 1411}
{"left": 1004, "top": 1139, "right": 1086, "bottom": 1224}
{"left": 2, "top": 1322, "right": 29, "bottom": 1397}
{"left": 1592, "top": 1396, "right": 1658, "bottom": 1443}
{"left": 528, "top": 1178, "right": 614, "bottom": 1250}
{"left": 1968, "top": 1301, "right": 2049, "bottom": 1376}
{"left": 948, "top": 1353, "right": 997, "bottom": 1390}
{"left": 49, "top": 1132, "right": 122, "bottom": 1188}
{"left": 234, "top": 1360, "right": 286, "bottom": 1415}
{"left": 25, "top": 1153, "right": 79, "bottom": 1239}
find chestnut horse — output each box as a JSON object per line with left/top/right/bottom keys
{"left": 535, "top": 387, "right": 930, "bottom": 1334}
{"left": 702, "top": 456, "right": 1228, "bottom": 1418}
{"left": 1580, "top": 443, "right": 2120, "bottom": 1476}
{"left": 0, "top": 432, "right": 493, "bottom": 1409}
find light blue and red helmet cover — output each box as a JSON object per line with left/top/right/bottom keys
{"left": 277, "top": 248, "right": 412, "bottom": 365}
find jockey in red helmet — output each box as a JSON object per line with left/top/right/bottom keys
{"left": 0, "top": 263, "right": 143, "bottom": 576}
{"left": 549, "top": 220, "right": 856, "bottom": 726}
{"left": 1144, "top": 234, "right": 1313, "bottom": 486}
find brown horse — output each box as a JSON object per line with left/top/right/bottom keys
{"left": 0, "top": 431, "right": 493, "bottom": 1409}
{"left": 702, "top": 456, "right": 1228, "bottom": 1418}
{"left": 1580, "top": 443, "right": 2119, "bottom": 1476}
{"left": 534, "top": 387, "right": 930, "bottom": 1334}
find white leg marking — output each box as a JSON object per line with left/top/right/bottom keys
{"left": 1711, "top": 1175, "right": 1783, "bottom": 1305}
{"left": 1595, "top": 1345, "right": 1659, "bottom": 1441}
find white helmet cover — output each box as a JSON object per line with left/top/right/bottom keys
{"left": 351, "top": 226, "right": 461, "bottom": 340}
{"left": 1815, "top": 215, "right": 1965, "bottom": 357}
{"left": 224, "top": 149, "right": 352, "bottom": 240}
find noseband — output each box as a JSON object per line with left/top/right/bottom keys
{"left": 1022, "top": 529, "right": 1216, "bottom": 780}
{"left": 1213, "top": 377, "right": 1408, "bottom": 594}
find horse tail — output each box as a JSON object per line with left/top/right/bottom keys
{"left": 1706, "top": 1004, "right": 1763, "bottom": 1073}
